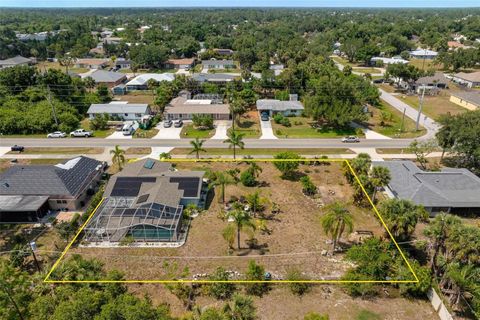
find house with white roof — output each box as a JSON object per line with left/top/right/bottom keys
{"left": 256, "top": 96, "right": 304, "bottom": 117}
{"left": 87, "top": 102, "right": 151, "bottom": 121}
{"left": 0, "top": 56, "right": 34, "bottom": 69}
{"left": 409, "top": 49, "right": 438, "bottom": 60}
{"left": 371, "top": 56, "right": 409, "bottom": 66}
{"left": 126, "top": 73, "right": 175, "bottom": 91}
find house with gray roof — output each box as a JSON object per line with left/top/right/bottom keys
{"left": 372, "top": 160, "right": 480, "bottom": 215}
{"left": 256, "top": 97, "right": 304, "bottom": 116}
{"left": 0, "top": 157, "right": 104, "bottom": 222}
{"left": 0, "top": 56, "right": 33, "bottom": 69}
{"left": 87, "top": 102, "right": 151, "bottom": 121}
{"left": 83, "top": 158, "right": 207, "bottom": 244}
{"left": 192, "top": 73, "right": 237, "bottom": 83}
{"left": 164, "top": 93, "right": 231, "bottom": 121}
{"left": 411, "top": 72, "right": 449, "bottom": 93}
{"left": 80, "top": 69, "right": 126, "bottom": 88}
{"left": 449, "top": 91, "right": 480, "bottom": 110}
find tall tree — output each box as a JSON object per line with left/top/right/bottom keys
{"left": 369, "top": 166, "right": 391, "bottom": 202}
{"left": 378, "top": 199, "right": 428, "bottom": 241}
{"left": 226, "top": 208, "right": 256, "bottom": 249}
{"left": 209, "top": 171, "right": 236, "bottom": 204}
{"left": 189, "top": 138, "right": 206, "bottom": 159}
{"left": 224, "top": 130, "right": 245, "bottom": 159}
{"left": 110, "top": 145, "right": 126, "bottom": 170}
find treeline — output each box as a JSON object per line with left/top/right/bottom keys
{"left": 0, "top": 66, "right": 106, "bottom": 134}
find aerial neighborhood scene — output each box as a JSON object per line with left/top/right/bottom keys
{"left": 1, "top": 3, "right": 480, "bottom": 320}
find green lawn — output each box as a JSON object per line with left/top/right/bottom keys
{"left": 133, "top": 128, "right": 159, "bottom": 139}
{"left": 331, "top": 56, "right": 362, "bottom": 67}
{"left": 353, "top": 67, "right": 382, "bottom": 74}
{"left": 170, "top": 147, "right": 353, "bottom": 156}
{"left": 0, "top": 133, "right": 47, "bottom": 139}
{"left": 366, "top": 102, "right": 426, "bottom": 138}
{"left": 7, "top": 147, "right": 103, "bottom": 155}
{"left": 271, "top": 116, "right": 360, "bottom": 138}
{"left": 229, "top": 115, "right": 261, "bottom": 138}
{"left": 80, "top": 119, "right": 115, "bottom": 138}
{"left": 180, "top": 124, "right": 215, "bottom": 139}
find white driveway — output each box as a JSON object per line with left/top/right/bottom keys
{"left": 140, "top": 147, "right": 175, "bottom": 160}
{"left": 106, "top": 131, "right": 132, "bottom": 139}
{"left": 0, "top": 147, "right": 11, "bottom": 158}
{"left": 211, "top": 120, "right": 232, "bottom": 140}
{"left": 259, "top": 119, "right": 277, "bottom": 140}
{"left": 152, "top": 122, "right": 183, "bottom": 139}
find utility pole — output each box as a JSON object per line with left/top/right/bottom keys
{"left": 47, "top": 85, "right": 58, "bottom": 126}
{"left": 29, "top": 241, "right": 41, "bottom": 272}
{"left": 416, "top": 86, "right": 426, "bottom": 131}
{"left": 401, "top": 107, "right": 406, "bottom": 132}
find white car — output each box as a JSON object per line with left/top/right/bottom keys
{"left": 341, "top": 136, "right": 360, "bottom": 143}
{"left": 47, "top": 131, "right": 66, "bottom": 138}
{"left": 70, "top": 129, "right": 93, "bottom": 137}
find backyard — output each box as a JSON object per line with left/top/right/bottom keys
{"left": 59, "top": 161, "right": 396, "bottom": 282}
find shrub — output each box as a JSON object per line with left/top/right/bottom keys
{"left": 205, "top": 267, "right": 236, "bottom": 300}
{"left": 240, "top": 169, "right": 257, "bottom": 187}
{"left": 273, "top": 113, "right": 284, "bottom": 124}
{"left": 286, "top": 268, "right": 311, "bottom": 296}
{"left": 300, "top": 176, "right": 317, "bottom": 196}
{"left": 244, "top": 261, "right": 270, "bottom": 296}
{"left": 280, "top": 117, "right": 291, "bottom": 127}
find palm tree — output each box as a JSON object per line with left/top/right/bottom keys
{"left": 110, "top": 145, "right": 126, "bottom": 170}
{"left": 209, "top": 171, "right": 236, "bottom": 204}
{"left": 439, "top": 262, "right": 479, "bottom": 311}
{"left": 245, "top": 191, "right": 265, "bottom": 217}
{"left": 223, "top": 130, "right": 245, "bottom": 159}
{"left": 222, "top": 294, "right": 256, "bottom": 320}
{"left": 379, "top": 199, "right": 428, "bottom": 242}
{"left": 320, "top": 202, "right": 354, "bottom": 253}
{"left": 248, "top": 162, "right": 262, "bottom": 178}
{"left": 189, "top": 138, "right": 206, "bottom": 159}
{"left": 369, "top": 166, "right": 391, "bottom": 202}
{"left": 227, "top": 208, "right": 256, "bottom": 249}
{"left": 58, "top": 55, "right": 75, "bottom": 74}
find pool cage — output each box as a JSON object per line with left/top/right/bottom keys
{"left": 84, "top": 197, "right": 184, "bottom": 243}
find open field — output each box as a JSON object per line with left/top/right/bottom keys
{"left": 53, "top": 161, "right": 403, "bottom": 282}
{"left": 353, "top": 67, "right": 382, "bottom": 74}
{"left": 272, "top": 117, "right": 360, "bottom": 138}
{"left": 36, "top": 61, "right": 90, "bottom": 74}
{"left": 331, "top": 56, "right": 362, "bottom": 68}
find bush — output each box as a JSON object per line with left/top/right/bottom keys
{"left": 244, "top": 261, "right": 270, "bottom": 296}
{"left": 300, "top": 176, "right": 317, "bottom": 196}
{"left": 273, "top": 113, "right": 284, "bottom": 124}
{"left": 205, "top": 267, "right": 236, "bottom": 300}
{"left": 280, "top": 117, "right": 291, "bottom": 127}
{"left": 240, "top": 169, "right": 257, "bottom": 187}
{"left": 286, "top": 268, "right": 311, "bottom": 296}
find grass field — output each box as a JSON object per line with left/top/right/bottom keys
{"left": 271, "top": 116, "right": 360, "bottom": 138}
{"left": 331, "top": 56, "right": 362, "bottom": 67}
{"left": 366, "top": 102, "right": 426, "bottom": 138}
{"left": 181, "top": 124, "right": 215, "bottom": 139}
{"left": 117, "top": 92, "right": 155, "bottom": 105}
{"left": 133, "top": 128, "right": 159, "bottom": 139}
{"left": 170, "top": 147, "right": 353, "bottom": 156}
{"left": 80, "top": 119, "right": 115, "bottom": 138}
{"left": 353, "top": 67, "right": 382, "bottom": 74}
{"left": 396, "top": 91, "right": 466, "bottom": 120}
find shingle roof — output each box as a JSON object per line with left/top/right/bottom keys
{"left": 165, "top": 96, "right": 230, "bottom": 115}
{"left": 454, "top": 71, "right": 480, "bottom": 83}
{"left": 192, "top": 73, "right": 237, "bottom": 82}
{"left": 87, "top": 103, "right": 150, "bottom": 114}
{"left": 82, "top": 70, "right": 126, "bottom": 83}
{"left": 415, "top": 72, "right": 449, "bottom": 86}
{"left": 0, "top": 156, "right": 102, "bottom": 198}
{"left": 0, "top": 56, "right": 32, "bottom": 66}
{"left": 372, "top": 160, "right": 480, "bottom": 208}
{"left": 256, "top": 99, "right": 304, "bottom": 111}
{"left": 450, "top": 91, "right": 480, "bottom": 107}
{"left": 201, "top": 60, "right": 234, "bottom": 66}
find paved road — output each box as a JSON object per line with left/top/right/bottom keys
{"left": 0, "top": 138, "right": 413, "bottom": 149}
{"left": 378, "top": 88, "right": 440, "bottom": 140}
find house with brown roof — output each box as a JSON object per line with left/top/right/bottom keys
{"left": 164, "top": 92, "right": 231, "bottom": 121}
{"left": 164, "top": 58, "right": 195, "bottom": 70}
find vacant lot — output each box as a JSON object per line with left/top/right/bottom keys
{"left": 272, "top": 117, "right": 359, "bottom": 138}
{"left": 397, "top": 90, "right": 466, "bottom": 120}
{"left": 62, "top": 161, "right": 397, "bottom": 281}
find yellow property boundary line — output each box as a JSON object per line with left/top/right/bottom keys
{"left": 44, "top": 158, "right": 419, "bottom": 284}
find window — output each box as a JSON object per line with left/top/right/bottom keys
{"left": 135, "top": 113, "right": 142, "bottom": 117}
{"left": 56, "top": 200, "right": 62, "bottom": 204}
{"left": 124, "top": 113, "right": 129, "bottom": 117}
{"left": 62, "top": 200, "right": 67, "bottom": 204}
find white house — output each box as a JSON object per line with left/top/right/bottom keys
{"left": 371, "top": 56, "right": 409, "bottom": 66}
{"left": 87, "top": 102, "right": 151, "bottom": 121}
{"left": 256, "top": 96, "right": 304, "bottom": 117}
{"left": 409, "top": 49, "right": 438, "bottom": 60}
{"left": 125, "top": 73, "right": 175, "bottom": 91}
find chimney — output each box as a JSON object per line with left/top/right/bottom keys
{"left": 289, "top": 94, "right": 298, "bottom": 101}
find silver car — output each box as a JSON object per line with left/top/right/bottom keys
{"left": 341, "top": 136, "right": 360, "bottom": 143}
{"left": 47, "top": 131, "right": 66, "bottom": 138}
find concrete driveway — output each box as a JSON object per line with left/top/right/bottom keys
{"left": 211, "top": 120, "right": 232, "bottom": 140}
{"left": 259, "top": 118, "right": 277, "bottom": 140}
{"left": 153, "top": 122, "right": 183, "bottom": 139}
{"left": 106, "top": 131, "right": 132, "bottom": 139}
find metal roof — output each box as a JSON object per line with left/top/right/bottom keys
{"left": 126, "top": 73, "right": 175, "bottom": 86}
{"left": 373, "top": 160, "right": 480, "bottom": 208}
{"left": 81, "top": 70, "right": 126, "bottom": 83}
{"left": 87, "top": 103, "right": 150, "bottom": 114}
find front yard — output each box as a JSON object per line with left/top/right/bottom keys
{"left": 181, "top": 124, "right": 215, "bottom": 139}
{"left": 271, "top": 116, "right": 360, "bottom": 138}
{"left": 229, "top": 110, "right": 261, "bottom": 138}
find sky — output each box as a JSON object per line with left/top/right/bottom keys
{"left": 1, "top": 0, "right": 480, "bottom": 8}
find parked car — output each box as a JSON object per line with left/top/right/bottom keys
{"left": 70, "top": 129, "right": 93, "bottom": 137}
{"left": 341, "top": 136, "right": 360, "bottom": 143}
{"left": 47, "top": 131, "right": 66, "bottom": 138}
{"left": 260, "top": 112, "right": 269, "bottom": 121}
{"left": 174, "top": 119, "right": 183, "bottom": 128}
{"left": 11, "top": 145, "right": 24, "bottom": 152}
{"left": 163, "top": 120, "right": 173, "bottom": 128}
{"left": 122, "top": 122, "right": 135, "bottom": 136}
